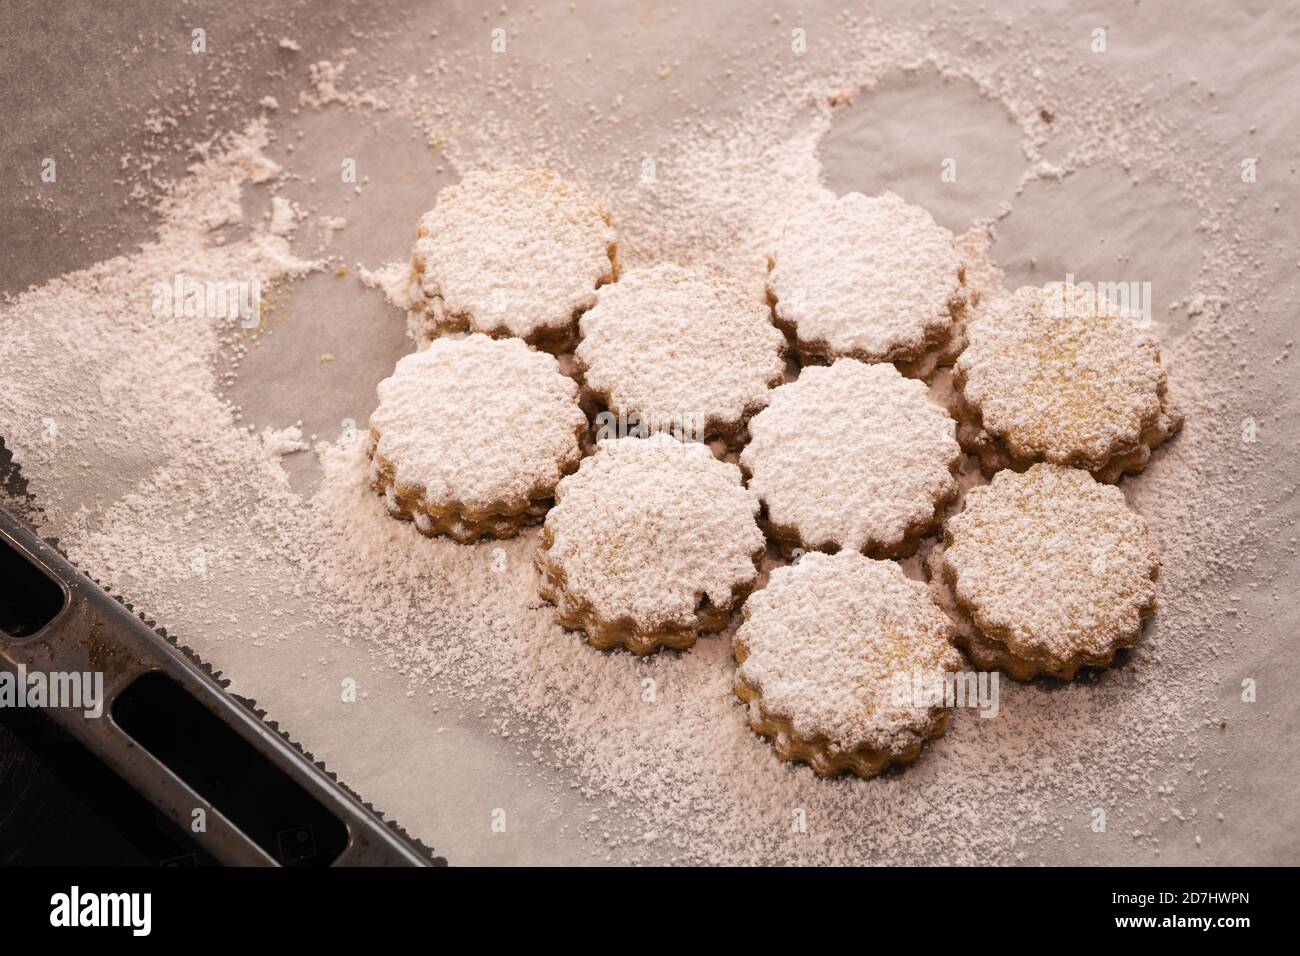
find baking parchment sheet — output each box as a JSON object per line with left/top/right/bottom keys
{"left": 2, "top": 0, "right": 1297, "bottom": 864}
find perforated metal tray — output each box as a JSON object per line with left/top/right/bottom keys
{"left": 0, "top": 505, "right": 441, "bottom": 866}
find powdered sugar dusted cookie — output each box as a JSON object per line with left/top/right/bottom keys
{"left": 535, "top": 434, "right": 764, "bottom": 654}
{"left": 767, "top": 191, "right": 965, "bottom": 371}
{"left": 953, "top": 283, "right": 1182, "bottom": 482}
{"left": 734, "top": 551, "right": 962, "bottom": 778}
{"left": 368, "top": 334, "right": 587, "bottom": 542}
{"left": 409, "top": 167, "right": 619, "bottom": 351}
{"left": 940, "top": 463, "right": 1160, "bottom": 681}
{"left": 575, "top": 264, "right": 785, "bottom": 444}
{"left": 741, "top": 360, "right": 960, "bottom": 557}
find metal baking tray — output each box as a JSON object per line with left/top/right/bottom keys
{"left": 0, "top": 500, "right": 441, "bottom": 866}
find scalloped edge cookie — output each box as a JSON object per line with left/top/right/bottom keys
{"left": 409, "top": 167, "right": 620, "bottom": 352}
{"left": 939, "top": 463, "right": 1160, "bottom": 681}
{"left": 575, "top": 263, "right": 786, "bottom": 446}
{"left": 368, "top": 334, "right": 588, "bottom": 543}
{"left": 535, "top": 434, "right": 765, "bottom": 654}
{"left": 953, "top": 284, "right": 1183, "bottom": 482}
{"left": 741, "top": 360, "right": 960, "bottom": 558}
{"left": 733, "top": 551, "right": 963, "bottom": 777}
{"left": 766, "top": 191, "right": 966, "bottom": 375}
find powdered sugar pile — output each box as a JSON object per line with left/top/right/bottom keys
{"left": 743, "top": 360, "right": 959, "bottom": 555}
{"left": 0, "top": 118, "right": 319, "bottom": 519}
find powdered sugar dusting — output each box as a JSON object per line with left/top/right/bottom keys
{"left": 3, "top": 5, "right": 1294, "bottom": 866}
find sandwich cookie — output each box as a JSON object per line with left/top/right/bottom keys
{"left": 939, "top": 463, "right": 1160, "bottom": 681}
{"left": 741, "top": 360, "right": 960, "bottom": 558}
{"left": 952, "top": 283, "right": 1182, "bottom": 482}
{"left": 767, "top": 191, "right": 965, "bottom": 375}
{"left": 733, "top": 550, "right": 963, "bottom": 778}
{"left": 535, "top": 434, "right": 764, "bottom": 654}
{"left": 409, "top": 167, "right": 619, "bottom": 352}
{"left": 575, "top": 264, "right": 785, "bottom": 446}
{"left": 368, "top": 334, "right": 587, "bottom": 542}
